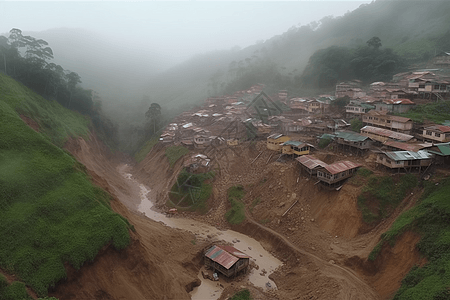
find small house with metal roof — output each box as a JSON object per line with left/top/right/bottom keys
{"left": 281, "top": 140, "right": 312, "bottom": 157}
{"left": 376, "top": 150, "right": 433, "bottom": 171}
{"left": 362, "top": 110, "right": 413, "bottom": 134}
{"left": 267, "top": 133, "right": 290, "bottom": 151}
{"left": 426, "top": 142, "right": 450, "bottom": 164}
{"left": 296, "top": 155, "right": 328, "bottom": 177}
{"left": 204, "top": 245, "right": 250, "bottom": 278}
{"left": 316, "top": 161, "right": 362, "bottom": 188}
{"left": 422, "top": 125, "right": 450, "bottom": 143}
{"left": 333, "top": 131, "right": 372, "bottom": 152}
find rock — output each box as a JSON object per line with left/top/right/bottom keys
{"left": 248, "top": 247, "right": 252, "bottom": 250}
{"left": 301, "top": 217, "right": 304, "bottom": 220}
{"left": 329, "top": 260, "right": 336, "bottom": 264}
{"left": 278, "top": 202, "right": 286, "bottom": 208}
{"left": 311, "top": 246, "right": 315, "bottom": 250}
{"left": 310, "top": 218, "right": 315, "bottom": 222}
{"left": 260, "top": 254, "right": 263, "bottom": 257}
{"left": 207, "top": 235, "right": 212, "bottom": 239}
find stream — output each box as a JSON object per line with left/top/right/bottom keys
{"left": 122, "top": 167, "right": 282, "bottom": 299}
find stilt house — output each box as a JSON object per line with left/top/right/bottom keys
{"left": 316, "top": 161, "right": 362, "bottom": 188}
{"left": 376, "top": 150, "right": 433, "bottom": 171}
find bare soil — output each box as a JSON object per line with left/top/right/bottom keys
{"left": 47, "top": 135, "right": 426, "bottom": 299}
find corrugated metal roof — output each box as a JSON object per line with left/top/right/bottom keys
{"left": 296, "top": 155, "right": 328, "bottom": 169}
{"left": 282, "top": 141, "right": 307, "bottom": 147}
{"left": 334, "top": 131, "right": 369, "bottom": 142}
{"left": 205, "top": 245, "right": 249, "bottom": 269}
{"left": 267, "top": 133, "right": 284, "bottom": 140}
{"left": 384, "top": 150, "right": 433, "bottom": 161}
{"left": 322, "top": 161, "right": 362, "bottom": 175}
{"left": 384, "top": 141, "right": 429, "bottom": 152}
{"left": 360, "top": 126, "right": 414, "bottom": 141}
{"left": 424, "top": 125, "right": 450, "bottom": 133}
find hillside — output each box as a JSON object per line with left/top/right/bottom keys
{"left": 140, "top": 0, "right": 450, "bottom": 110}
{"left": 0, "top": 73, "right": 201, "bottom": 299}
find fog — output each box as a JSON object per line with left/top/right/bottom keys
{"left": 1, "top": 0, "right": 371, "bottom": 151}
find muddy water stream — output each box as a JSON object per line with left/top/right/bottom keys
{"left": 122, "top": 169, "right": 282, "bottom": 299}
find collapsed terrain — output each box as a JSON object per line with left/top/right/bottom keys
{"left": 47, "top": 130, "right": 432, "bottom": 300}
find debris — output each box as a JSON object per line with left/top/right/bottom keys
{"left": 329, "top": 260, "right": 335, "bottom": 264}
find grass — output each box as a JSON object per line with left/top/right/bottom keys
{"left": 368, "top": 178, "right": 450, "bottom": 299}
{"left": 225, "top": 185, "right": 246, "bottom": 225}
{"left": 134, "top": 138, "right": 159, "bottom": 163}
{"left": 0, "top": 77, "right": 131, "bottom": 296}
{"left": 318, "top": 137, "right": 332, "bottom": 149}
{"left": 357, "top": 174, "right": 417, "bottom": 224}
{"left": 0, "top": 74, "right": 90, "bottom": 147}
{"left": 168, "top": 169, "right": 215, "bottom": 214}
{"left": 165, "top": 146, "right": 189, "bottom": 167}
{"left": 230, "top": 289, "right": 252, "bottom": 300}
{"left": 399, "top": 101, "right": 450, "bottom": 124}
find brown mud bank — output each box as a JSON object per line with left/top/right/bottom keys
{"left": 50, "top": 135, "right": 204, "bottom": 300}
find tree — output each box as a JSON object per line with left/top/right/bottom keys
{"left": 145, "top": 103, "right": 162, "bottom": 134}
{"left": 367, "top": 36, "right": 382, "bottom": 49}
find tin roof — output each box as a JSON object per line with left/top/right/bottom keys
{"left": 282, "top": 140, "right": 307, "bottom": 147}
{"left": 384, "top": 141, "right": 432, "bottom": 152}
{"left": 334, "top": 131, "right": 370, "bottom": 142}
{"left": 361, "top": 126, "right": 414, "bottom": 142}
{"left": 424, "top": 125, "right": 450, "bottom": 133}
{"left": 322, "top": 161, "right": 362, "bottom": 175}
{"left": 427, "top": 142, "right": 450, "bottom": 156}
{"left": 267, "top": 133, "right": 284, "bottom": 140}
{"left": 384, "top": 150, "right": 433, "bottom": 161}
{"left": 205, "top": 245, "right": 250, "bottom": 269}
{"left": 296, "top": 155, "right": 328, "bottom": 170}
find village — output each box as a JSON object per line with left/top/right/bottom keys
{"left": 160, "top": 67, "right": 450, "bottom": 190}
{"left": 149, "top": 65, "right": 450, "bottom": 288}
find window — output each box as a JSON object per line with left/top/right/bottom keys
{"left": 386, "top": 120, "right": 391, "bottom": 123}
{"left": 419, "top": 84, "right": 425, "bottom": 88}
{"left": 434, "top": 85, "right": 440, "bottom": 89}
{"left": 426, "top": 130, "right": 432, "bottom": 136}
{"left": 436, "top": 133, "right": 441, "bottom": 137}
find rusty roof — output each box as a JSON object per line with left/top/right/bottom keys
{"left": 205, "top": 245, "right": 250, "bottom": 269}
{"left": 296, "top": 155, "right": 328, "bottom": 170}
{"left": 361, "top": 126, "right": 414, "bottom": 141}
{"left": 322, "top": 161, "right": 362, "bottom": 175}
{"left": 424, "top": 125, "right": 450, "bottom": 133}
{"left": 384, "top": 141, "right": 431, "bottom": 152}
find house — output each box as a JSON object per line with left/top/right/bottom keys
{"left": 204, "top": 245, "right": 250, "bottom": 278}
{"left": 296, "top": 155, "right": 328, "bottom": 177}
{"left": 306, "top": 99, "right": 323, "bottom": 113}
{"left": 374, "top": 98, "right": 416, "bottom": 114}
{"left": 345, "top": 102, "right": 375, "bottom": 119}
{"left": 422, "top": 125, "right": 450, "bottom": 143}
{"left": 383, "top": 140, "right": 432, "bottom": 152}
{"left": 184, "top": 154, "right": 211, "bottom": 173}
{"left": 426, "top": 142, "right": 450, "bottom": 164}
{"left": 335, "top": 81, "right": 364, "bottom": 98}
{"left": 267, "top": 133, "right": 290, "bottom": 151}
{"left": 193, "top": 135, "right": 212, "bottom": 148}
{"left": 376, "top": 150, "right": 433, "bottom": 172}
{"left": 281, "top": 141, "right": 312, "bottom": 157}
{"left": 362, "top": 111, "right": 413, "bottom": 134}
{"left": 316, "top": 161, "right": 362, "bottom": 188}
{"left": 333, "top": 131, "right": 372, "bottom": 152}
{"left": 360, "top": 126, "right": 414, "bottom": 143}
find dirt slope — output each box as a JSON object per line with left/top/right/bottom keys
{"left": 50, "top": 135, "right": 204, "bottom": 300}
{"left": 133, "top": 141, "right": 425, "bottom": 299}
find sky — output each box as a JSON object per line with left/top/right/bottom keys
{"left": 1, "top": 1, "right": 371, "bottom": 64}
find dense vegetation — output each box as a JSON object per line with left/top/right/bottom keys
{"left": 357, "top": 173, "right": 417, "bottom": 224}
{"left": 368, "top": 178, "right": 450, "bottom": 299}
{"left": 0, "top": 29, "right": 119, "bottom": 149}
{"left": 168, "top": 169, "right": 215, "bottom": 213}
{"left": 400, "top": 101, "right": 450, "bottom": 124}
{"left": 225, "top": 185, "right": 246, "bottom": 225}
{"left": 0, "top": 75, "right": 131, "bottom": 296}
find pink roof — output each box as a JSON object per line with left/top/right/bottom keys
{"left": 322, "top": 161, "right": 362, "bottom": 175}
{"left": 425, "top": 125, "right": 450, "bottom": 133}
{"left": 205, "top": 245, "right": 250, "bottom": 269}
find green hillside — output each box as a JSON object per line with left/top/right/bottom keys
{"left": 0, "top": 73, "right": 130, "bottom": 296}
